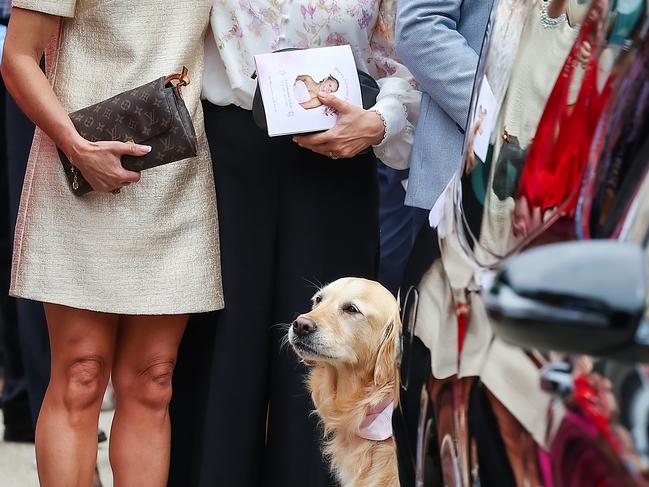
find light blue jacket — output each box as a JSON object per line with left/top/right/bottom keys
{"left": 396, "top": 0, "right": 492, "bottom": 209}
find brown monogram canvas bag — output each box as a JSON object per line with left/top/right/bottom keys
{"left": 57, "top": 67, "right": 198, "bottom": 196}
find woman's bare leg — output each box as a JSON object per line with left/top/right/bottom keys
{"left": 109, "top": 314, "right": 188, "bottom": 487}
{"left": 37, "top": 304, "right": 119, "bottom": 487}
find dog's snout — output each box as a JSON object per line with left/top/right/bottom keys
{"left": 293, "top": 317, "right": 317, "bottom": 337}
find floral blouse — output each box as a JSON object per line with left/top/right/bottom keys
{"left": 203, "top": 0, "right": 421, "bottom": 168}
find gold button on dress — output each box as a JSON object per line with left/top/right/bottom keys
{"left": 10, "top": 0, "right": 224, "bottom": 315}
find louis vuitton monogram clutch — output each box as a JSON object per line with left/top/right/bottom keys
{"left": 58, "top": 67, "right": 198, "bottom": 196}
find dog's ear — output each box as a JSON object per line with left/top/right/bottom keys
{"left": 373, "top": 305, "right": 402, "bottom": 388}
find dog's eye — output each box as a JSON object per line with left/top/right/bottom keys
{"left": 314, "top": 295, "right": 323, "bottom": 305}
{"left": 343, "top": 304, "right": 360, "bottom": 314}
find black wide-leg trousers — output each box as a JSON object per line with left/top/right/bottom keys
{"left": 169, "top": 103, "right": 379, "bottom": 487}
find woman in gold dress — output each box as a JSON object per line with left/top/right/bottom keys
{"left": 2, "top": 2, "right": 222, "bottom": 485}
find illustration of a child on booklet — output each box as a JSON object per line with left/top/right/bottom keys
{"left": 293, "top": 74, "right": 340, "bottom": 110}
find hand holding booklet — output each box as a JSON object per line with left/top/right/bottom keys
{"left": 253, "top": 45, "right": 363, "bottom": 137}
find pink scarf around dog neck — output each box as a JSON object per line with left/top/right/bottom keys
{"left": 357, "top": 394, "right": 395, "bottom": 441}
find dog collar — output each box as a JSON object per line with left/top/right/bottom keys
{"left": 357, "top": 394, "right": 395, "bottom": 441}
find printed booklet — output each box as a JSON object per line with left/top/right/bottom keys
{"left": 254, "top": 45, "right": 362, "bottom": 137}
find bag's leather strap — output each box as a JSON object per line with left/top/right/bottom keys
{"left": 164, "top": 66, "right": 190, "bottom": 88}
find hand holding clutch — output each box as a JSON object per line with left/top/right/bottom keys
{"left": 64, "top": 140, "right": 151, "bottom": 194}
{"left": 58, "top": 67, "right": 198, "bottom": 196}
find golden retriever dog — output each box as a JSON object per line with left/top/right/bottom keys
{"left": 288, "top": 278, "right": 401, "bottom": 487}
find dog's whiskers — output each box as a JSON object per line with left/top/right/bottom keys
{"left": 278, "top": 330, "right": 293, "bottom": 353}
{"left": 270, "top": 322, "right": 292, "bottom": 331}
{"left": 302, "top": 276, "right": 324, "bottom": 292}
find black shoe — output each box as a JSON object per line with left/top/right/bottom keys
{"left": 3, "top": 424, "right": 35, "bottom": 443}
{"left": 3, "top": 426, "right": 107, "bottom": 444}
{"left": 2, "top": 398, "right": 36, "bottom": 443}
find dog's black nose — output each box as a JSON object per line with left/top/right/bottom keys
{"left": 293, "top": 317, "right": 317, "bottom": 337}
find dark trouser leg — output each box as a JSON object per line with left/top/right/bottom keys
{"left": 1, "top": 78, "right": 34, "bottom": 442}
{"left": 263, "top": 149, "right": 380, "bottom": 487}
{"left": 172, "top": 104, "right": 380, "bottom": 487}
{"left": 393, "top": 224, "right": 441, "bottom": 485}
{"left": 469, "top": 384, "right": 516, "bottom": 487}
{"left": 15, "top": 300, "right": 49, "bottom": 427}
{"left": 377, "top": 164, "right": 428, "bottom": 295}
{"left": 170, "top": 104, "right": 280, "bottom": 487}
{"left": 0, "top": 303, "right": 33, "bottom": 442}
{"left": 5, "top": 91, "right": 48, "bottom": 428}
{"left": 0, "top": 300, "right": 33, "bottom": 442}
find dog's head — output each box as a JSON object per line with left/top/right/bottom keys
{"left": 288, "top": 278, "right": 401, "bottom": 386}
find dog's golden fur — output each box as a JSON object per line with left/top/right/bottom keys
{"left": 288, "top": 278, "right": 401, "bottom": 487}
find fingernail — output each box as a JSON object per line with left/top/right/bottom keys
{"left": 141, "top": 145, "right": 152, "bottom": 153}
{"left": 292, "top": 137, "right": 297, "bottom": 143}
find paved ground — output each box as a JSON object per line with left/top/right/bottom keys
{"left": 0, "top": 409, "right": 115, "bottom": 487}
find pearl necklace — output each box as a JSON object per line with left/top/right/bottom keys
{"left": 540, "top": 1, "right": 568, "bottom": 28}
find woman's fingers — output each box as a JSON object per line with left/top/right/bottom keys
{"left": 119, "top": 169, "right": 142, "bottom": 185}
{"left": 295, "top": 134, "right": 365, "bottom": 159}
{"left": 106, "top": 142, "right": 146, "bottom": 190}
{"left": 293, "top": 98, "right": 374, "bottom": 159}
{"left": 512, "top": 197, "right": 530, "bottom": 238}
{"left": 128, "top": 143, "right": 152, "bottom": 156}
{"left": 107, "top": 141, "right": 152, "bottom": 157}
{"left": 532, "top": 205, "right": 542, "bottom": 228}
{"left": 296, "top": 139, "right": 334, "bottom": 154}
{"left": 300, "top": 141, "right": 339, "bottom": 158}
{"left": 76, "top": 141, "right": 145, "bottom": 192}
{"left": 301, "top": 143, "right": 335, "bottom": 157}
{"left": 294, "top": 130, "right": 357, "bottom": 157}
{"left": 318, "top": 92, "right": 349, "bottom": 112}
{"left": 309, "top": 143, "right": 360, "bottom": 159}
{"left": 293, "top": 131, "right": 335, "bottom": 148}
{"left": 294, "top": 133, "right": 355, "bottom": 157}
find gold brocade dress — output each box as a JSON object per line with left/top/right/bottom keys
{"left": 10, "top": 0, "right": 223, "bottom": 315}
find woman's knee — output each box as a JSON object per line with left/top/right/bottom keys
{"left": 114, "top": 358, "right": 176, "bottom": 412}
{"left": 60, "top": 354, "right": 110, "bottom": 415}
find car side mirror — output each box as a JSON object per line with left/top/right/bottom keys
{"left": 485, "top": 241, "right": 648, "bottom": 362}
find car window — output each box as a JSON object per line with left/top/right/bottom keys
{"left": 450, "top": 0, "right": 646, "bottom": 267}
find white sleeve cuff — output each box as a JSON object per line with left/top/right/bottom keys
{"left": 370, "top": 95, "right": 407, "bottom": 150}
{"left": 368, "top": 80, "right": 421, "bottom": 170}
